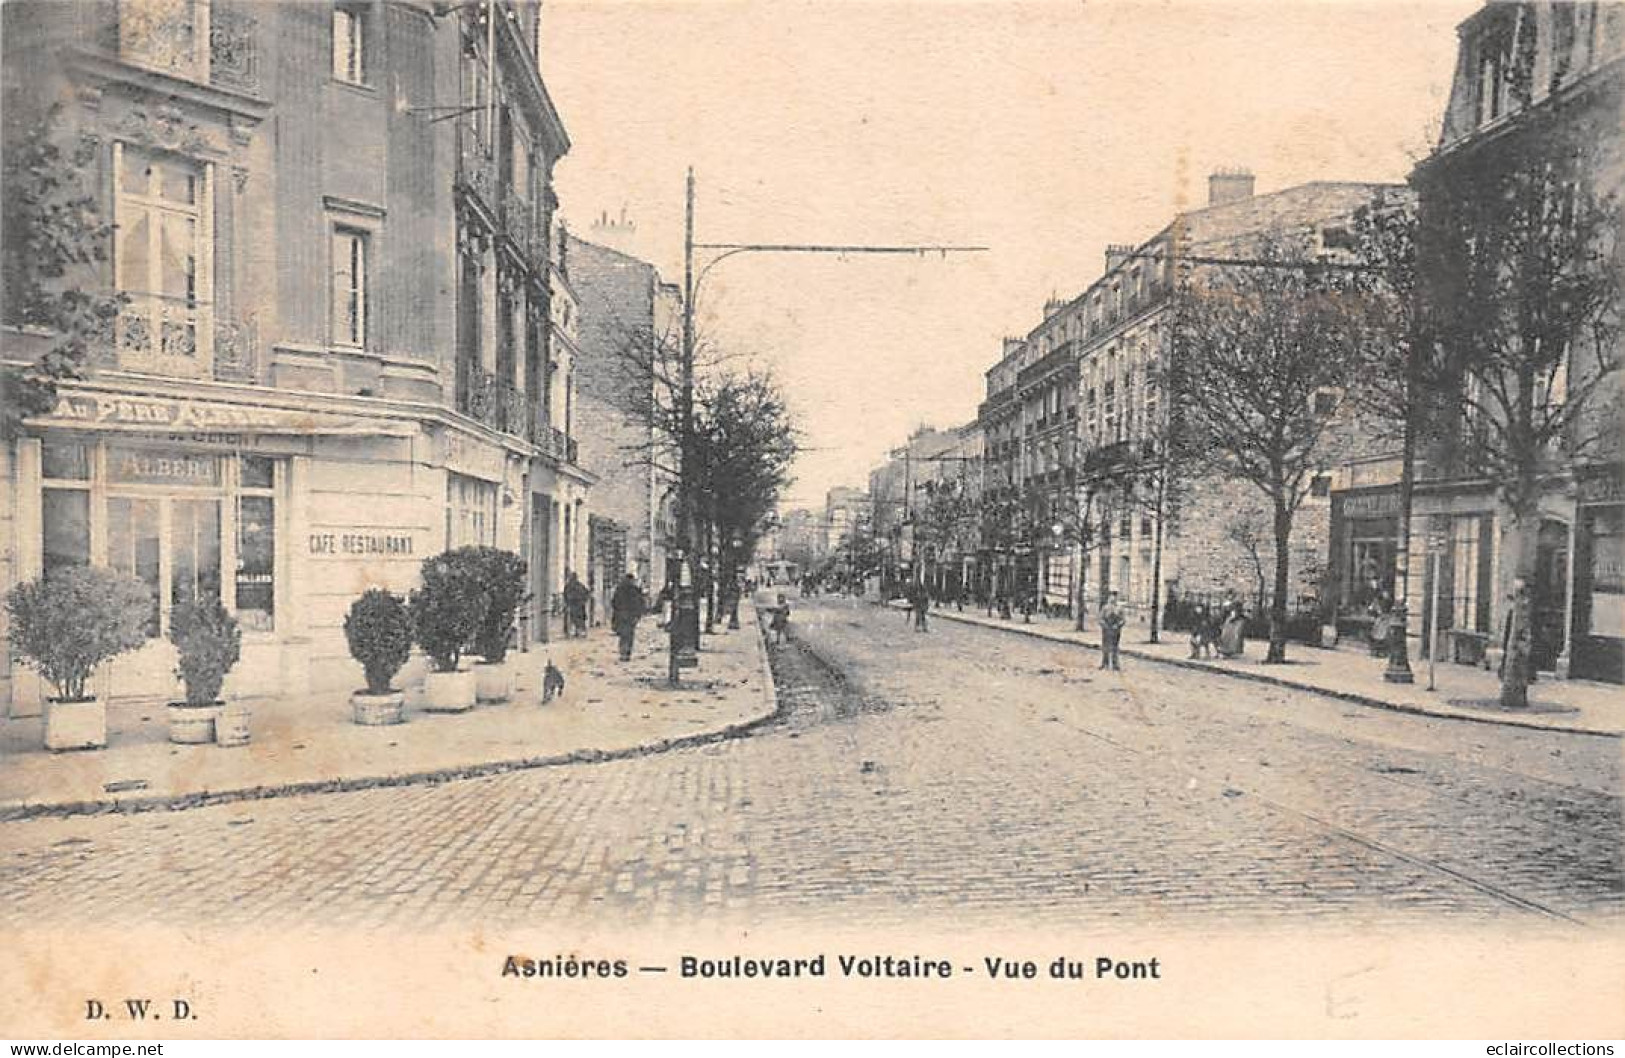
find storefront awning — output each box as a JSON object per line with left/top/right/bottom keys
{"left": 27, "top": 392, "right": 416, "bottom": 438}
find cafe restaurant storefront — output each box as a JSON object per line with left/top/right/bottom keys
{"left": 1328, "top": 484, "right": 1402, "bottom": 633}
{"left": 4, "top": 381, "right": 533, "bottom": 715}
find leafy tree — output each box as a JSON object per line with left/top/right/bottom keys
{"left": 1, "top": 105, "right": 124, "bottom": 438}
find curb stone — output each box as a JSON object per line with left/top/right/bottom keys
{"left": 0, "top": 614, "right": 787, "bottom": 825}
{"left": 903, "top": 602, "right": 1618, "bottom": 740}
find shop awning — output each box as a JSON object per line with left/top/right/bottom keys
{"left": 27, "top": 391, "right": 417, "bottom": 438}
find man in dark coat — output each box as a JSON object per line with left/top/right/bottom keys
{"left": 1098, "top": 591, "right": 1126, "bottom": 670}
{"left": 562, "top": 571, "right": 591, "bottom": 637}
{"left": 610, "top": 574, "right": 645, "bottom": 661}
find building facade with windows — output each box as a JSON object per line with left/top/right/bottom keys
{"left": 564, "top": 233, "right": 680, "bottom": 597}
{"left": 1405, "top": 1, "right": 1624, "bottom": 683}
{"left": 0, "top": 0, "right": 587, "bottom": 713}
{"left": 978, "top": 172, "right": 1409, "bottom": 627}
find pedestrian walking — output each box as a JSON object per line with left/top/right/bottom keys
{"left": 911, "top": 580, "right": 930, "bottom": 632}
{"left": 1098, "top": 591, "right": 1125, "bottom": 670}
{"left": 610, "top": 573, "right": 645, "bottom": 661}
{"left": 768, "top": 593, "right": 792, "bottom": 645}
{"left": 1189, "top": 603, "right": 1215, "bottom": 659}
{"left": 562, "top": 570, "right": 590, "bottom": 638}
{"left": 1218, "top": 591, "right": 1247, "bottom": 659}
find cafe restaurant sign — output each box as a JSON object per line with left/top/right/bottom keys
{"left": 33, "top": 392, "right": 413, "bottom": 437}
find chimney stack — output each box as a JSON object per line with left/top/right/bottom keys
{"left": 1104, "top": 244, "right": 1135, "bottom": 273}
{"left": 1208, "top": 167, "right": 1256, "bottom": 207}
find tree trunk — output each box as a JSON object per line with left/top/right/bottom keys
{"left": 1498, "top": 504, "right": 1539, "bottom": 709}
{"left": 1267, "top": 503, "right": 1293, "bottom": 664}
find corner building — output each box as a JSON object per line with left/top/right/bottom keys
{"left": 0, "top": 0, "right": 588, "bottom": 713}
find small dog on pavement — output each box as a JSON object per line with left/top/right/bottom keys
{"left": 541, "top": 660, "right": 566, "bottom": 703}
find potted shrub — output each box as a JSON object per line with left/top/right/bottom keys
{"left": 344, "top": 588, "right": 413, "bottom": 725}
{"left": 467, "top": 547, "right": 528, "bottom": 703}
{"left": 5, "top": 567, "right": 152, "bottom": 751}
{"left": 167, "top": 596, "right": 242, "bottom": 744}
{"left": 409, "top": 549, "right": 487, "bottom": 712}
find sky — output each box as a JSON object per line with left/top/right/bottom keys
{"left": 540, "top": 0, "right": 1478, "bottom": 510}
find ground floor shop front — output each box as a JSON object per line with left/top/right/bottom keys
{"left": 1328, "top": 469, "right": 1624, "bottom": 685}
{"left": 2, "top": 379, "right": 591, "bottom": 716}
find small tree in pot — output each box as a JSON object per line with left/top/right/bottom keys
{"left": 466, "top": 546, "right": 528, "bottom": 703}
{"left": 409, "top": 549, "right": 487, "bottom": 712}
{"left": 167, "top": 596, "right": 242, "bottom": 744}
{"left": 344, "top": 588, "right": 412, "bottom": 725}
{"left": 5, "top": 566, "right": 151, "bottom": 750}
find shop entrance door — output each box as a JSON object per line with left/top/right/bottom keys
{"left": 1532, "top": 518, "right": 1569, "bottom": 672}
{"left": 105, "top": 495, "right": 223, "bottom": 700}
{"left": 530, "top": 494, "right": 552, "bottom": 642}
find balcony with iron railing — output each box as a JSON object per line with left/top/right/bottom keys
{"left": 456, "top": 366, "right": 579, "bottom": 463}
{"left": 458, "top": 367, "right": 531, "bottom": 440}
{"left": 500, "top": 188, "right": 548, "bottom": 271}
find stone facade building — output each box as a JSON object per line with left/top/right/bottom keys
{"left": 564, "top": 233, "right": 680, "bottom": 597}
{"left": 0, "top": 0, "right": 588, "bottom": 712}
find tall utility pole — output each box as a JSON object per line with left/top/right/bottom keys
{"left": 668, "top": 168, "right": 987, "bottom": 684}
{"left": 669, "top": 168, "right": 700, "bottom": 685}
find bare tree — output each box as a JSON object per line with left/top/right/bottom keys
{"left": 1225, "top": 510, "right": 1270, "bottom": 618}
{"left": 1167, "top": 242, "right": 1378, "bottom": 662}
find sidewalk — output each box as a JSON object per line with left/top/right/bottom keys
{"left": 0, "top": 599, "right": 778, "bottom": 821}
{"left": 890, "top": 600, "right": 1622, "bottom": 737}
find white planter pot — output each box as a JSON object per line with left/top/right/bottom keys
{"left": 215, "top": 701, "right": 252, "bottom": 747}
{"left": 352, "top": 690, "right": 406, "bottom": 726}
{"left": 422, "top": 670, "right": 476, "bottom": 712}
{"left": 1320, "top": 624, "right": 1339, "bottom": 649}
{"left": 167, "top": 701, "right": 221, "bottom": 744}
{"left": 475, "top": 659, "right": 513, "bottom": 704}
{"left": 44, "top": 697, "right": 107, "bottom": 751}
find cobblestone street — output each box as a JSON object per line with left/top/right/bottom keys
{"left": 1, "top": 595, "right": 1619, "bottom": 933}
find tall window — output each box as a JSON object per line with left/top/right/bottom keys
{"left": 332, "top": 228, "right": 368, "bottom": 347}
{"left": 115, "top": 145, "right": 211, "bottom": 367}
{"left": 333, "top": 3, "right": 366, "bottom": 84}
{"left": 1450, "top": 515, "right": 1483, "bottom": 632}
{"left": 447, "top": 473, "right": 498, "bottom": 548}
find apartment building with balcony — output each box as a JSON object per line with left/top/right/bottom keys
{"left": 0, "top": 0, "right": 588, "bottom": 712}
{"left": 978, "top": 171, "right": 1409, "bottom": 626}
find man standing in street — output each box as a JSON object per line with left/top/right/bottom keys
{"left": 610, "top": 573, "right": 645, "bottom": 662}
{"left": 1099, "top": 590, "right": 1125, "bottom": 671}
{"left": 563, "top": 570, "right": 591, "bottom": 638}
{"left": 911, "top": 579, "right": 931, "bottom": 632}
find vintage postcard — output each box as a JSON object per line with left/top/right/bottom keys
{"left": 1, "top": 0, "right": 1621, "bottom": 1040}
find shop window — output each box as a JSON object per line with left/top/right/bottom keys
{"left": 39, "top": 443, "right": 279, "bottom": 637}
{"left": 447, "top": 472, "right": 498, "bottom": 548}
{"left": 236, "top": 456, "right": 276, "bottom": 632}
{"left": 42, "top": 491, "right": 91, "bottom": 576}
{"left": 42, "top": 442, "right": 91, "bottom": 577}
{"left": 115, "top": 144, "right": 211, "bottom": 368}
{"left": 1582, "top": 507, "right": 1623, "bottom": 639}
{"left": 1447, "top": 515, "right": 1493, "bottom": 633}
{"left": 108, "top": 496, "right": 163, "bottom": 637}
